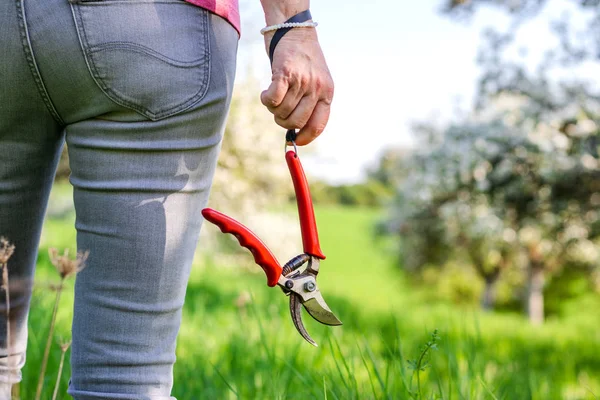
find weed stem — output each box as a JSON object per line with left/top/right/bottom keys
{"left": 35, "top": 279, "right": 64, "bottom": 400}
{"left": 1, "top": 262, "right": 10, "bottom": 365}
{"left": 52, "top": 341, "right": 71, "bottom": 400}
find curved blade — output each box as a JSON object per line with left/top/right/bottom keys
{"left": 303, "top": 292, "right": 343, "bottom": 326}
{"left": 289, "top": 293, "right": 318, "bottom": 346}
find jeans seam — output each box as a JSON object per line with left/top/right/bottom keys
{"left": 16, "top": 0, "right": 66, "bottom": 126}
{"left": 70, "top": 3, "right": 211, "bottom": 121}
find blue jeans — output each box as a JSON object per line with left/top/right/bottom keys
{"left": 0, "top": 0, "right": 238, "bottom": 397}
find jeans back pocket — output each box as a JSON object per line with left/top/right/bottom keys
{"left": 70, "top": 0, "right": 210, "bottom": 120}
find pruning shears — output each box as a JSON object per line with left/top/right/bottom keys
{"left": 201, "top": 134, "right": 342, "bottom": 346}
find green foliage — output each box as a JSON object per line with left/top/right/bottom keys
{"left": 422, "top": 263, "right": 485, "bottom": 306}
{"left": 309, "top": 147, "right": 405, "bottom": 208}
{"left": 367, "top": 147, "right": 410, "bottom": 190}
{"left": 20, "top": 198, "right": 600, "bottom": 399}
{"left": 310, "top": 180, "right": 393, "bottom": 207}
{"left": 54, "top": 146, "right": 70, "bottom": 182}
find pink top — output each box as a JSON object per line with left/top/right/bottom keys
{"left": 185, "top": 0, "right": 241, "bottom": 36}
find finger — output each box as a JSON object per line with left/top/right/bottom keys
{"left": 269, "top": 83, "right": 304, "bottom": 121}
{"left": 295, "top": 100, "right": 331, "bottom": 146}
{"left": 275, "top": 94, "right": 318, "bottom": 130}
{"left": 261, "top": 73, "right": 290, "bottom": 109}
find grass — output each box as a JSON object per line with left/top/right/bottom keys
{"left": 16, "top": 186, "right": 600, "bottom": 399}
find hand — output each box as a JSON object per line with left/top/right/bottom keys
{"left": 261, "top": 28, "right": 334, "bottom": 146}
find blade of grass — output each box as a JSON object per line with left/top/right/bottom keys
{"left": 363, "top": 337, "right": 391, "bottom": 400}
{"left": 358, "top": 342, "right": 380, "bottom": 400}
{"left": 383, "top": 349, "right": 392, "bottom": 395}
{"left": 327, "top": 335, "right": 350, "bottom": 394}
{"left": 279, "top": 356, "right": 323, "bottom": 399}
{"left": 330, "top": 334, "right": 359, "bottom": 397}
{"left": 325, "top": 378, "right": 341, "bottom": 400}
{"left": 248, "top": 293, "right": 274, "bottom": 362}
{"left": 211, "top": 361, "right": 239, "bottom": 399}
{"left": 581, "top": 382, "right": 599, "bottom": 400}
{"left": 393, "top": 319, "right": 409, "bottom": 386}
{"left": 282, "top": 340, "right": 303, "bottom": 396}
{"left": 387, "top": 347, "right": 412, "bottom": 399}
{"left": 435, "top": 376, "right": 445, "bottom": 400}
{"left": 478, "top": 376, "right": 498, "bottom": 400}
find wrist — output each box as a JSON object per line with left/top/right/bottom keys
{"left": 260, "top": 0, "right": 310, "bottom": 25}
{"left": 263, "top": 26, "right": 318, "bottom": 51}
{"left": 261, "top": 9, "right": 316, "bottom": 63}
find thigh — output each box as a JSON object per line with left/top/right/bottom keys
{"left": 66, "top": 8, "right": 238, "bottom": 399}
{"left": 0, "top": 0, "right": 65, "bottom": 386}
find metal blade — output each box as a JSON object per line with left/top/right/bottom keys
{"left": 289, "top": 293, "right": 318, "bottom": 346}
{"left": 302, "top": 292, "right": 343, "bottom": 326}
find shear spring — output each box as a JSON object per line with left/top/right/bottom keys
{"left": 282, "top": 253, "right": 310, "bottom": 277}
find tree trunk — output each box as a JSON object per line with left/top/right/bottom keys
{"left": 471, "top": 257, "right": 501, "bottom": 311}
{"left": 481, "top": 275, "right": 499, "bottom": 311}
{"left": 527, "top": 265, "right": 545, "bottom": 325}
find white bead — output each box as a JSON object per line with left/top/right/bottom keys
{"left": 260, "top": 21, "right": 318, "bottom": 35}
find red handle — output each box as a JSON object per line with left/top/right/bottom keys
{"left": 285, "top": 151, "right": 326, "bottom": 259}
{"left": 202, "top": 208, "right": 283, "bottom": 287}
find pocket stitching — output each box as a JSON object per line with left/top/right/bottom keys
{"left": 88, "top": 42, "right": 208, "bottom": 68}
{"left": 71, "top": 3, "right": 211, "bottom": 120}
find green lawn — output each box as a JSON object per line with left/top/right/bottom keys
{"left": 18, "top": 188, "right": 600, "bottom": 399}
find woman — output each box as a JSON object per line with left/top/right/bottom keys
{"left": 0, "top": 0, "right": 333, "bottom": 397}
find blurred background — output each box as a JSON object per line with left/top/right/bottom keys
{"left": 25, "top": 0, "right": 600, "bottom": 399}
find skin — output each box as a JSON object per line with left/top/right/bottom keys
{"left": 260, "top": 0, "right": 334, "bottom": 146}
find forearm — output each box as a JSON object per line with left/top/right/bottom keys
{"left": 260, "top": 0, "right": 310, "bottom": 25}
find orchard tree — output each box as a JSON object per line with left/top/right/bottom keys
{"left": 385, "top": 93, "right": 599, "bottom": 322}
{"left": 437, "top": 0, "right": 600, "bottom": 321}
{"left": 384, "top": 118, "right": 526, "bottom": 311}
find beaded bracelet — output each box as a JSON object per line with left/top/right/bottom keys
{"left": 260, "top": 21, "right": 318, "bottom": 35}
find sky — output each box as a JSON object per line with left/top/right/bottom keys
{"left": 235, "top": 1, "right": 570, "bottom": 184}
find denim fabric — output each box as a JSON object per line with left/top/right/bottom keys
{"left": 0, "top": 0, "right": 238, "bottom": 397}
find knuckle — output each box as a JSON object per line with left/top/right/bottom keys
{"left": 275, "top": 108, "right": 291, "bottom": 120}
{"left": 275, "top": 116, "right": 295, "bottom": 129}
{"left": 299, "top": 74, "right": 311, "bottom": 89}
{"left": 273, "top": 65, "right": 293, "bottom": 81}
{"left": 312, "top": 124, "right": 325, "bottom": 137}
{"left": 264, "top": 96, "right": 279, "bottom": 108}
{"left": 302, "top": 123, "right": 324, "bottom": 140}
{"left": 287, "top": 72, "right": 301, "bottom": 89}
{"left": 262, "top": 91, "right": 278, "bottom": 107}
{"left": 287, "top": 116, "right": 304, "bottom": 129}
{"left": 314, "top": 77, "right": 323, "bottom": 92}
{"left": 324, "top": 83, "right": 335, "bottom": 103}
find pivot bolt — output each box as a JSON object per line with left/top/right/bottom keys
{"left": 304, "top": 281, "right": 316, "bottom": 292}
{"left": 285, "top": 280, "right": 294, "bottom": 289}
